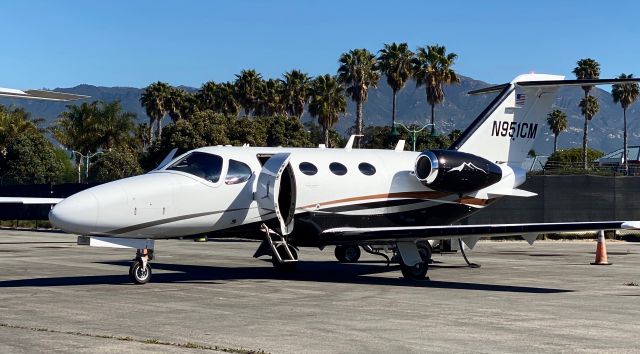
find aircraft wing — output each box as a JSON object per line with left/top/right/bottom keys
{"left": 0, "top": 197, "right": 64, "bottom": 204}
{"left": 0, "top": 87, "right": 89, "bottom": 101}
{"left": 321, "top": 221, "right": 640, "bottom": 243}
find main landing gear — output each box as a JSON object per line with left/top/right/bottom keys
{"left": 129, "top": 248, "right": 153, "bottom": 284}
{"left": 334, "top": 245, "right": 361, "bottom": 263}
{"left": 334, "top": 242, "right": 433, "bottom": 280}
{"left": 398, "top": 242, "right": 432, "bottom": 280}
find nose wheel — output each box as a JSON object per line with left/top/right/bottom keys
{"left": 129, "top": 248, "right": 153, "bottom": 284}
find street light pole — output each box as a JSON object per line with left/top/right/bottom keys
{"left": 72, "top": 151, "right": 104, "bottom": 183}
{"left": 85, "top": 151, "right": 103, "bottom": 181}
{"left": 393, "top": 122, "right": 435, "bottom": 151}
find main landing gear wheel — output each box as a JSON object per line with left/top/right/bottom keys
{"left": 129, "top": 260, "right": 152, "bottom": 284}
{"left": 335, "top": 245, "right": 361, "bottom": 263}
{"left": 272, "top": 244, "right": 298, "bottom": 272}
{"left": 400, "top": 260, "right": 428, "bottom": 280}
{"left": 399, "top": 242, "right": 431, "bottom": 280}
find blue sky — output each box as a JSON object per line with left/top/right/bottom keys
{"left": 1, "top": 0, "right": 638, "bottom": 89}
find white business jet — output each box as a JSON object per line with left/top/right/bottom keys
{"left": 3, "top": 74, "right": 640, "bottom": 284}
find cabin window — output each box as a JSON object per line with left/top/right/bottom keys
{"left": 225, "top": 160, "right": 252, "bottom": 185}
{"left": 329, "top": 162, "right": 347, "bottom": 176}
{"left": 358, "top": 162, "right": 376, "bottom": 176}
{"left": 299, "top": 162, "right": 318, "bottom": 176}
{"left": 167, "top": 152, "right": 223, "bottom": 183}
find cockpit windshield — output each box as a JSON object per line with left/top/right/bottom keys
{"left": 166, "top": 152, "right": 223, "bottom": 183}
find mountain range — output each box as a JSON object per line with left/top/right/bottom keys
{"left": 2, "top": 75, "right": 639, "bottom": 155}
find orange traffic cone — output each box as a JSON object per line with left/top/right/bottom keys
{"left": 591, "top": 230, "right": 612, "bottom": 265}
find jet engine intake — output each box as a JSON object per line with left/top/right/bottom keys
{"left": 414, "top": 150, "right": 502, "bottom": 194}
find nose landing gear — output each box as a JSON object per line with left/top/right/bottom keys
{"left": 129, "top": 248, "right": 153, "bottom": 284}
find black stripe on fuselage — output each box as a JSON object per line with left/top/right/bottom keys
{"left": 105, "top": 208, "right": 250, "bottom": 235}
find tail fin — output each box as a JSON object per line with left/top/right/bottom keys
{"left": 450, "top": 74, "right": 640, "bottom": 166}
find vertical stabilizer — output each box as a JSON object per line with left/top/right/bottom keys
{"left": 451, "top": 74, "right": 564, "bottom": 165}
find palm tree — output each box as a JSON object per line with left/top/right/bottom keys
{"left": 165, "top": 87, "right": 188, "bottom": 122}
{"left": 337, "top": 49, "right": 380, "bottom": 141}
{"left": 308, "top": 74, "right": 346, "bottom": 147}
{"left": 97, "top": 101, "right": 137, "bottom": 150}
{"left": 281, "top": 70, "right": 312, "bottom": 119}
{"left": 579, "top": 95, "right": 600, "bottom": 168}
{"left": 140, "top": 81, "right": 171, "bottom": 142}
{"left": 612, "top": 73, "right": 640, "bottom": 173}
{"left": 255, "top": 79, "right": 285, "bottom": 116}
{"left": 198, "top": 81, "right": 239, "bottom": 116}
{"left": 546, "top": 109, "right": 568, "bottom": 153}
{"left": 234, "top": 69, "right": 263, "bottom": 116}
{"left": 198, "top": 81, "right": 218, "bottom": 110}
{"left": 217, "top": 82, "right": 240, "bottom": 116}
{"left": 378, "top": 42, "right": 414, "bottom": 130}
{"left": 52, "top": 102, "right": 103, "bottom": 181}
{"left": 413, "top": 45, "right": 460, "bottom": 135}
{"left": 573, "top": 58, "right": 600, "bottom": 169}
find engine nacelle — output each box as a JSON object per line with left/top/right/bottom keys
{"left": 414, "top": 150, "right": 502, "bottom": 194}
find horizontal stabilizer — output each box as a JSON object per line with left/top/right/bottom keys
{"left": 468, "top": 84, "right": 510, "bottom": 95}
{"left": 0, "top": 87, "right": 89, "bottom": 101}
{"left": 517, "top": 78, "right": 640, "bottom": 88}
{"left": 0, "top": 197, "right": 63, "bottom": 204}
{"left": 468, "top": 78, "right": 640, "bottom": 95}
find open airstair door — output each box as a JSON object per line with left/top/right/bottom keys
{"left": 256, "top": 153, "right": 297, "bottom": 235}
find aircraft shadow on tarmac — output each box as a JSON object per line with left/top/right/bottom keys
{"left": 0, "top": 260, "right": 572, "bottom": 294}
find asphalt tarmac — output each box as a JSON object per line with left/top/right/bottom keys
{"left": 0, "top": 230, "right": 639, "bottom": 353}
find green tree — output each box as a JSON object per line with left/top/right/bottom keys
{"left": 198, "top": 81, "right": 239, "bottom": 116}
{"left": 256, "top": 115, "right": 312, "bottom": 147}
{"left": 140, "top": 81, "right": 171, "bottom": 141}
{"left": 281, "top": 70, "right": 312, "bottom": 119}
{"left": 413, "top": 44, "right": 460, "bottom": 134}
{"left": 378, "top": 42, "right": 414, "bottom": 129}
{"left": 89, "top": 148, "right": 143, "bottom": 183}
{"left": 53, "top": 101, "right": 137, "bottom": 181}
{"left": 52, "top": 102, "right": 102, "bottom": 156}
{"left": 337, "top": 49, "right": 380, "bottom": 142}
{"left": 308, "top": 74, "right": 347, "bottom": 147}
{"left": 0, "top": 134, "right": 67, "bottom": 185}
{"left": 448, "top": 129, "right": 462, "bottom": 143}
{"left": 0, "top": 105, "right": 40, "bottom": 152}
{"left": 234, "top": 69, "right": 263, "bottom": 116}
{"left": 306, "top": 122, "right": 345, "bottom": 148}
{"left": 96, "top": 101, "right": 137, "bottom": 150}
{"left": 255, "top": 79, "right": 285, "bottom": 116}
{"left": 546, "top": 109, "right": 568, "bottom": 153}
{"left": 611, "top": 73, "right": 640, "bottom": 173}
{"left": 572, "top": 58, "right": 600, "bottom": 169}
{"left": 545, "top": 147, "right": 604, "bottom": 172}
{"left": 361, "top": 125, "right": 396, "bottom": 149}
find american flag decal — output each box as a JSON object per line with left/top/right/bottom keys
{"left": 515, "top": 93, "right": 526, "bottom": 106}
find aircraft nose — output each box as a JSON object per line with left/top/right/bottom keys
{"left": 49, "top": 190, "right": 98, "bottom": 234}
